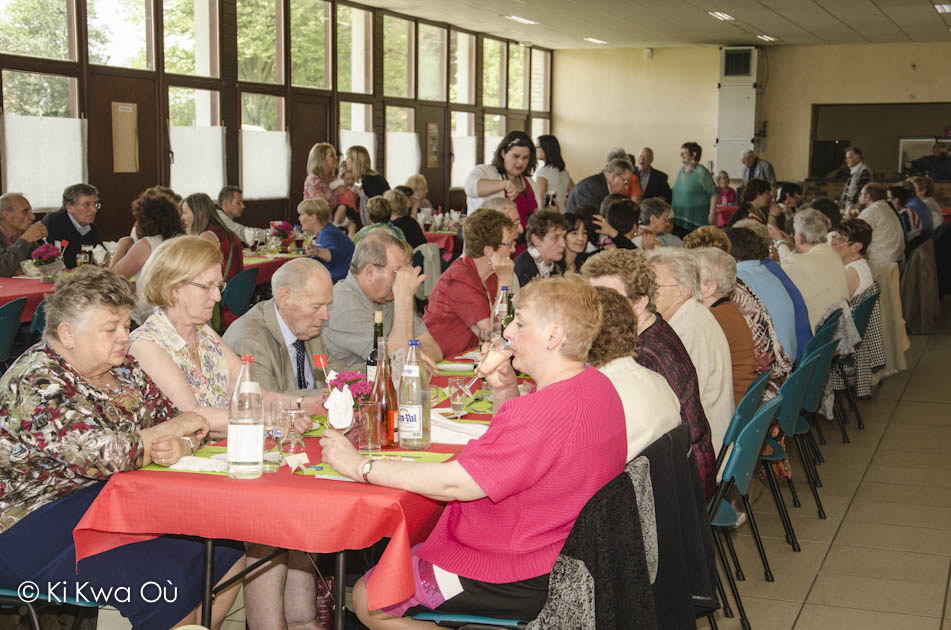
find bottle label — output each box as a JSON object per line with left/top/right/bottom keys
{"left": 399, "top": 404, "right": 423, "bottom": 439}
{"left": 367, "top": 364, "right": 378, "bottom": 383}
{"left": 238, "top": 382, "right": 262, "bottom": 395}
{"left": 402, "top": 364, "right": 420, "bottom": 377}
{"left": 227, "top": 423, "right": 264, "bottom": 462}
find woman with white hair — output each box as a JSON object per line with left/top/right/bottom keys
{"left": 645, "top": 248, "right": 734, "bottom": 455}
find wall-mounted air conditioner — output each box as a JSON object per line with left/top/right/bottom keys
{"left": 719, "top": 46, "right": 758, "bottom": 86}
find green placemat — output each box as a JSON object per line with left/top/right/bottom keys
{"left": 296, "top": 451, "right": 454, "bottom": 481}
{"left": 303, "top": 414, "right": 328, "bottom": 437}
{"left": 142, "top": 445, "right": 228, "bottom": 475}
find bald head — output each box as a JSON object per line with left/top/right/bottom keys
{"left": 272, "top": 258, "right": 334, "bottom": 340}
{"left": 0, "top": 192, "right": 36, "bottom": 237}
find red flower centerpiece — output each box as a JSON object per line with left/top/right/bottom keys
{"left": 323, "top": 370, "right": 373, "bottom": 408}
{"left": 23, "top": 242, "right": 66, "bottom": 281}
{"left": 269, "top": 221, "right": 296, "bottom": 250}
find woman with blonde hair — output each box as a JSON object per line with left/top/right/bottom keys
{"left": 405, "top": 173, "right": 434, "bottom": 214}
{"left": 385, "top": 188, "right": 427, "bottom": 249}
{"left": 304, "top": 142, "right": 342, "bottom": 206}
{"left": 347, "top": 145, "right": 391, "bottom": 225}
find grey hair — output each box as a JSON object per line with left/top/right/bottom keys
{"left": 645, "top": 248, "right": 702, "bottom": 301}
{"left": 692, "top": 247, "right": 737, "bottom": 300}
{"left": 349, "top": 229, "right": 411, "bottom": 274}
{"left": 44, "top": 266, "right": 135, "bottom": 341}
{"left": 62, "top": 183, "right": 98, "bottom": 207}
{"left": 741, "top": 150, "right": 755, "bottom": 158}
{"left": 639, "top": 198, "right": 671, "bottom": 224}
{"left": 732, "top": 218, "right": 770, "bottom": 249}
{"left": 793, "top": 208, "right": 829, "bottom": 245}
{"left": 603, "top": 158, "right": 633, "bottom": 176}
{"left": 716, "top": 170, "right": 731, "bottom": 181}
{"left": 271, "top": 257, "right": 330, "bottom": 294}
{"left": 606, "top": 147, "right": 628, "bottom": 163}
{"left": 0, "top": 192, "right": 25, "bottom": 215}
{"left": 481, "top": 196, "right": 517, "bottom": 213}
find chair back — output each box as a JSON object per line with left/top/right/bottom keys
{"left": 851, "top": 291, "right": 880, "bottom": 339}
{"left": 803, "top": 310, "right": 840, "bottom": 359}
{"left": 721, "top": 395, "right": 783, "bottom": 496}
{"left": 413, "top": 242, "right": 442, "bottom": 300}
{"left": 29, "top": 300, "right": 47, "bottom": 337}
{"left": 715, "top": 370, "right": 771, "bottom": 473}
{"left": 774, "top": 350, "right": 822, "bottom": 436}
{"left": 220, "top": 268, "right": 258, "bottom": 318}
{"left": 0, "top": 298, "right": 27, "bottom": 363}
{"left": 800, "top": 339, "right": 840, "bottom": 414}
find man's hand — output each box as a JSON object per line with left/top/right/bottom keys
{"left": 392, "top": 265, "right": 426, "bottom": 301}
{"left": 21, "top": 222, "right": 47, "bottom": 244}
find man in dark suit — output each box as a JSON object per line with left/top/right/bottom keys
{"left": 565, "top": 158, "right": 633, "bottom": 212}
{"left": 42, "top": 183, "right": 103, "bottom": 268}
{"left": 635, "top": 147, "right": 671, "bottom": 203}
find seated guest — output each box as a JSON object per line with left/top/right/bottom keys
{"left": 130, "top": 236, "right": 326, "bottom": 437}
{"left": 645, "top": 248, "right": 734, "bottom": 456}
{"left": 298, "top": 197, "right": 354, "bottom": 283}
{"left": 829, "top": 218, "right": 874, "bottom": 299}
{"left": 385, "top": 188, "right": 427, "bottom": 249}
{"left": 319, "top": 276, "right": 627, "bottom": 627}
{"left": 690, "top": 247, "right": 757, "bottom": 403}
{"left": 482, "top": 196, "right": 525, "bottom": 254}
{"left": 323, "top": 231, "right": 443, "bottom": 370}
{"left": 222, "top": 257, "right": 344, "bottom": 630}
{"left": 352, "top": 196, "right": 407, "bottom": 245}
{"left": 184, "top": 192, "right": 245, "bottom": 280}
{"left": 634, "top": 198, "right": 682, "bottom": 248}
{"left": 776, "top": 182, "right": 803, "bottom": 233}
{"left": 514, "top": 209, "right": 567, "bottom": 286}
{"left": 564, "top": 158, "right": 633, "bottom": 213}
{"left": 716, "top": 171, "right": 736, "bottom": 207}
{"left": 405, "top": 173, "right": 434, "bottom": 214}
{"left": 0, "top": 192, "right": 47, "bottom": 276}
{"left": 726, "top": 178, "right": 772, "bottom": 226}
{"left": 725, "top": 227, "right": 802, "bottom": 362}
{"left": 768, "top": 208, "right": 849, "bottom": 331}
{"left": 109, "top": 189, "right": 184, "bottom": 278}
{"left": 42, "top": 183, "right": 103, "bottom": 268}
{"left": 805, "top": 198, "right": 841, "bottom": 229}
{"left": 592, "top": 198, "right": 640, "bottom": 250}
{"left": 683, "top": 225, "right": 732, "bottom": 250}
{"left": 423, "top": 209, "right": 516, "bottom": 358}
{"left": 886, "top": 184, "right": 923, "bottom": 241}
{"left": 898, "top": 180, "right": 934, "bottom": 235}
{"left": 587, "top": 286, "right": 682, "bottom": 461}
{"left": 908, "top": 175, "right": 943, "bottom": 229}
{"left": 855, "top": 182, "right": 904, "bottom": 269}
{"left": 562, "top": 212, "right": 591, "bottom": 272}
{"left": 581, "top": 248, "right": 717, "bottom": 500}
{"left": 0, "top": 266, "right": 244, "bottom": 628}
{"left": 217, "top": 185, "right": 265, "bottom": 246}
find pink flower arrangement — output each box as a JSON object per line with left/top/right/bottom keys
{"left": 270, "top": 221, "right": 294, "bottom": 240}
{"left": 324, "top": 370, "right": 373, "bottom": 407}
{"left": 31, "top": 242, "right": 62, "bottom": 266}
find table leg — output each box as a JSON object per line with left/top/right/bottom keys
{"left": 202, "top": 539, "right": 214, "bottom": 628}
{"left": 334, "top": 551, "right": 347, "bottom": 630}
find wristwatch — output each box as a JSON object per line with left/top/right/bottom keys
{"left": 361, "top": 459, "right": 374, "bottom": 483}
{"left": 295, "top": 396, "right": 304, "bottom": 409}
{"left": 183, "top": 436, "right": 196, "bottom": 452}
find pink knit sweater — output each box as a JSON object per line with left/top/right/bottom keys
{"left": 417, "top": 367, "right": 627, "bottom": 583}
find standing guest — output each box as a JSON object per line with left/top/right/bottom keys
{"left": 840, "top": 147, "right": 871, "bottom": 208}
{"left": 386, "top": 188, "right": 427, "bottom": 249}
{"left": 423, "top": 209, "right": 516, "bottom": 358}
{"left": 323, "top": 231, "right": 443, "bottom": 370}
{"left": 581, "top": 249, "right": 716, "bottom": 500}
{"left": 183, "top": 192, "right": 245, "bottom": 281}
{"left": 42, "top": 183, "right": 103, "bottom": 268}
{"left": 351, "top": 196, "right": 407, "bottom": 245}
{"left": 830, "top": 219, "right": 875, "bottom": 298}
{"left": 217, "top": 185, "right": 265, "bottom": 246}
{"left": 0, "top": 193, "right": 47, "bottom": 276}
{"left": 898, "top": 182, "right": 934, "bottom": 236}
{"left": 645, "top": 248, "right": 734, "bottom": 456}
{"left": 716, "top": 171, "right": 737, "bottom": 207}
{"left": 908, "top": 175, "right": 944, "bottom": 229}
{"left": 740, "top": 150, "right": 777, "bottom": 187}
{"left": 534, "top": 134, "right": 574, "bottom": 210}
{"left": 672, "top": 142, "right": 718, "bottom": 234}
{"left": 855, "top": 182, "right": 905, "bottom": 269}
{"left": 347, "top": 145, "right": 391, "bottom": 226}
{"left": 514, "top": 210, "right": 567, "bottom": 286}
{"left": 0, "top": 266, "right": 245, "bottom": 629}
{"left": 726, "top": 178, "right": 772, "bottom": 226}
{"left": 562, "top": 212, "right": 591, "bottom": 272}
{"left": 320, "top": 276, "right": 626, "bottom": 629}
{"left": 109, "top": 190, "right": 184, "bottom": 278}
{"left": 304, "top": 142, "right": 347, "bottom": 226}
{"left": 604, "top": 147, "right": 643, "bottom": 201}
{"left": 768, "top": 208, "right": 849, "bottom": 331}
{"left": 587, "top": 286, "right": 682, "bottom": 461}
{"left": 564, "top": 159, "right": 632, "bottom": 213}
{"left": 464, "top": 131, "right": 539, "bottom": 233}
{"left": 405, "top": 174, "right": 434, "bottom": 214}
{"left": 298, "top": 197, "right": 354, "bottom": 283}
{"left": 635, "top": 147, "right": 671, "bottom": 202}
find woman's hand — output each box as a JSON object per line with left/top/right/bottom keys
{"left": 591, "top": 214, "right": 618, "bottom": 239}
{"left": 319, "top": 429, "right": 364, "bottom": 481}
{"left": 150, "top": 436, "right": 191, "bottom": 467}
{"left": 502, "top": 179, "right": 520, "bottom": 200}
{"left": 640, "top": 230, "right": 658, "bottom": 250}
{"left": 170, "top": 411, "right": 210, "bottom": 441}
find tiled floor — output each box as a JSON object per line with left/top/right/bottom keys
{"left": 703, "top": 298, "right": 951, "bottom": 630}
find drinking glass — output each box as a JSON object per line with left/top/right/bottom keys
{"left": 81, "top": 244, "right": 95, "bottom": 266}
{"left": 75, "top": 252, "right": 89, "bottom": 267}
{"left": 277, "top": 399, "right": 307, "bottom": 454}
{"left": 448, "top": 377, "right": 467, "bottom": 418}
{"left": 267, "top": 235, "right": 281, "bottom": 257}
{"left": 429, "top": 385, "right": 442, "bottom": 408}
{"left": 262, "top": 402, "right": 282, "bottom": 472}
{"left": 349, "top": 401, "right": 382, "bottom": 456}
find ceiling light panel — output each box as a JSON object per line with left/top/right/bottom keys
{"left": 757, "top": 34, "right": 777, "bottom": 41}
{"left": 505, "top": 15, "right": 539, "bottom": 25}
{"left": 583, "top": 37, "right": 608, "bottom": 44}
{"left": 708, "top": 11, "right": 735, "bottom": 21}
{"left": 934, "top": 4, "right": 951, "bottom": 12}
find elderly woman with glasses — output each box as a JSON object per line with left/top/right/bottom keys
{"left": 830, "top": 218, "right": 874, "bottom": 299}
{"left": 671, "top": 142, "right": 718, "bottom": 234}
{"left": 422, "top": 208, "right": 517, "bottom": 358}
{"left": 0, "top": 265, "right": 245, "bottom": 629}
{"left": 464, "top": 131, "right": 540, "bottom": 229}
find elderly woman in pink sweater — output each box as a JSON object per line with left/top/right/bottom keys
{"left": 320, "top": 275, "right": 627, "bottom": 627}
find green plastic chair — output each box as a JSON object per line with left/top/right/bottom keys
{"left": 715, "top": 370, "right": 771, "bottom": 475}
{"left": 0, "top": 586, "right": 101, "bottom": 630}
{"left": 836, "top": 292, "right": 880, "bottom": 432}
{"left": 28, "top": 299, "right": 47, "bottom": 339}
{"left": 797, "top": 339, "right": 842, "bottom": 483}
{"left": 0, "top": 297, "right": 27, "bottom": 369}
{"left": 412, "top": 612, "right": 527, "bottom": 629}
{"left": 219, "top": 268, "right": 259, "bottom": 320}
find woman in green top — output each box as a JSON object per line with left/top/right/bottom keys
{"left": 672, "top": 142, "right": 719, "bottom": 234}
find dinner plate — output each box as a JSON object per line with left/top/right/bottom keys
{"left": 439, "top": 362, "right": 474, "bottom": 372}
{"left": 459, "top": 351, "right": 482, "bottom": 361}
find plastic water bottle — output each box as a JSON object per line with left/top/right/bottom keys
{"left": 228, "top": 354, "right": 264, "bottom": 479}
{"left": 491, "top": 286, "right": 510, "bottom": 339}
{"left": 398, "top": 340, "right": 430, "bottom": 449}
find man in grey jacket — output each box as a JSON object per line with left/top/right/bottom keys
{"left": 0, "top": 193, "right": 47, "bottom": 276}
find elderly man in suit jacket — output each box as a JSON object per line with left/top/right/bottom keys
{"left": 634, "top": 147, "right": 672, "bottom": 203}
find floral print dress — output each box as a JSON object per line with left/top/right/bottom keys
{"left": 0, "top": 343, "right": 176, "bottom": 534}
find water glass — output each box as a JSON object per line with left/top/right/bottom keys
{"left": 448, "top": 377, "right": 467, "bottom": 418}
{"left": 350, "top": 402, "right": 382, "bottom": 456}
{"left": 262, "top": 402, "right": 282, "bottom": 472}
{"left": 276, "top": 399, "right": 307, "bottom": 454}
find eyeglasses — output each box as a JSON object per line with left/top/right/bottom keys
{"left": 77, "top": 201, "right": 101, "bottom": 209}
{"left": 188, "top": 280, "right": 226, "bottom": 292}
{"left": 499, "top": 240, "right": 515, "bottom": 248}
{"left": 373, "top": 263, "right": 401, "bottom": 275}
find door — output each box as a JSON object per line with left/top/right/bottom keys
{"left": 86, "top": 72, "right": 159, "bottom": 241}
{"left": 416, "top": 105, "right": 447, "bottom": 209}
{"left": 289, "top": 94, "right": 331, "bottom": 216}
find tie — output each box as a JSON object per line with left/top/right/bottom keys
{"left": 293, "top": 339, "right": 307, "bottom": 390}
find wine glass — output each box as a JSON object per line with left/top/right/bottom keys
{"left": 448, "top": 377, "right": 467, "bottom": 419}
{"left": 277, "top": 400, "right": 306, "bottom": 454}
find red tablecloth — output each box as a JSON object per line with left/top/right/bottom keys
{"left": 243, "top": 254, "right": 305, "bottom": 285}
{"left": 424, "top": 232, "right": 457, "bottom": 262}
{"left": 716, "top": 205, "right": 739, "bottom": 227}
{"left": 0, "top": 278, "right": 56, "bottom": 323}
{"left": 73, "top": 438, "right": 460, "bottom": 610}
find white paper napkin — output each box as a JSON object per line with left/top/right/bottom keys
{"left": 168, "top": 456, "right": 229, "bottom": 473}
{"left": 326, "top": 385, "right": 354, "bottom": 429}
{"left": 430, "top": 410, "right": 488, "bottom": 444}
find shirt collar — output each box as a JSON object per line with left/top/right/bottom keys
{"left": 274, "top": 303, "right": 299, "bottom": 349}
{"left": 528, "top": 246, "right": 555, "bottom": 278}
{"left": 849, "top": 162, "right": 865, "bottom": 175}
{"left": 0, "top": 224, "right": 18, "bottom": 246}
{"left": 67, "top": 210, "right": 92, "bottom": 236}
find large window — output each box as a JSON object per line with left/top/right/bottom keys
{"left": 383, "top": 15, "right": 413, "bottom": 98}
{"left": 531, "top": 117, "right": 550, "bottom": 142}
{"left": 449, "top": 31, "right": 475, "bottom": 105}
{"left": 241, "top": 93, "right": 288, "bottom": 198}
{"left": 507, "top": 44, "right": 529, "bottom": 110}
{"left": 237, "top": 0, "right": 283, "bottom": 83}
{"left": 169, "top": 87, "right": 224, "bottom": 196}
{"left": 483, "top": 113, "right": 504, "bottom": 164}
{"left": 340, "top": 101, "right": 375, "bottom": 166}
{"left": 482, "top": 38, "right": 505, "bottom": 108}
{"left": 164, "top": 0, "right": 219, "bottom": 77}
{"left": 290, "top": 0, "right": 330, "bottom": 89}
{"left": 87, "top": 0, "right": 154, "bottom": 69}
{"left": 418, "top": 24, "right": 447, "bottom": 102}
{"left": 385, "top": 106, "right": 418, "bottom": 188}
{"left": 531, "top": 49, "right": 551, "bottom": 112}
{"left": 450, "top": 111, "right": 475, "bottom": 188}
{"left": 337, "top": 5, "right": 372, "bottom": 94}
{"left": 0, "top": 0, "right": 76, "bottom": 61}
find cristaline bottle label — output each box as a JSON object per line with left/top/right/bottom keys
{"left": 227, "top": 424, "right": 264, "bottom": 462}
{"left": 398, "top": 404, "right": 423, "bottom": 439}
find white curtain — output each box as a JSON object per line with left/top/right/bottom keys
{"left": 170, "top": 125, "right": 226, "bottom": 197}
{"left": 340, "top": 130, "right": 376, "bottom": 168}
{"left": 385, "top": 131, "right": 420, "bottom": 190}
{"left": 240, "top": 129, "right": 290, "bottom": 199}
{"left": 1, "top": 115, "right": 87, "bottom": 209}
{"left": 451, "top": 135, "right": 477, "bottom": 188}
{"left": 484, "top": 135, "right": 503, "bottom": 165}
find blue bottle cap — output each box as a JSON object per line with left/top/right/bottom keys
{"left": 501, "top": 286, "right": 509, "bottom": 291}
{"left": 409, "top": 339, "right": 419, "bottom": 346}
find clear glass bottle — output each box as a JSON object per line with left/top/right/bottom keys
{"left": 501, "top": 290, "right": 515, "bottom": 336}
{"left": 398, "top": 340, "right": 431, "bottom": 450}
{"left": 371, "top": 338, "right": 400, "bottom": 448}
{"left": 228, "top": 354, "right": 264, "bottom": 479}
{"left": 366, "top": 309, "right": 384, "bottom": 382}
{"left": 491, "top": 286, "right": 510, "bottom": 339}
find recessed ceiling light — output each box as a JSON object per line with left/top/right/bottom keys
{"left": 757, "top": 34, "right": 777, "bottom": 41}
{"left": 505, "top": 15, "right": 538, "bottom": 25}
{"left": 584, "top": 37, "right": 608, "bottom": 44}
{"left": 708, "top": 11, "right": 735, "bottom": 21}
{"left": 935, "top": 3, "right": 951, "bottom": 12}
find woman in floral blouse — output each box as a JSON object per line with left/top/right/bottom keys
{"left": 0, "top": 265, "right": 245, "bottom": 629}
